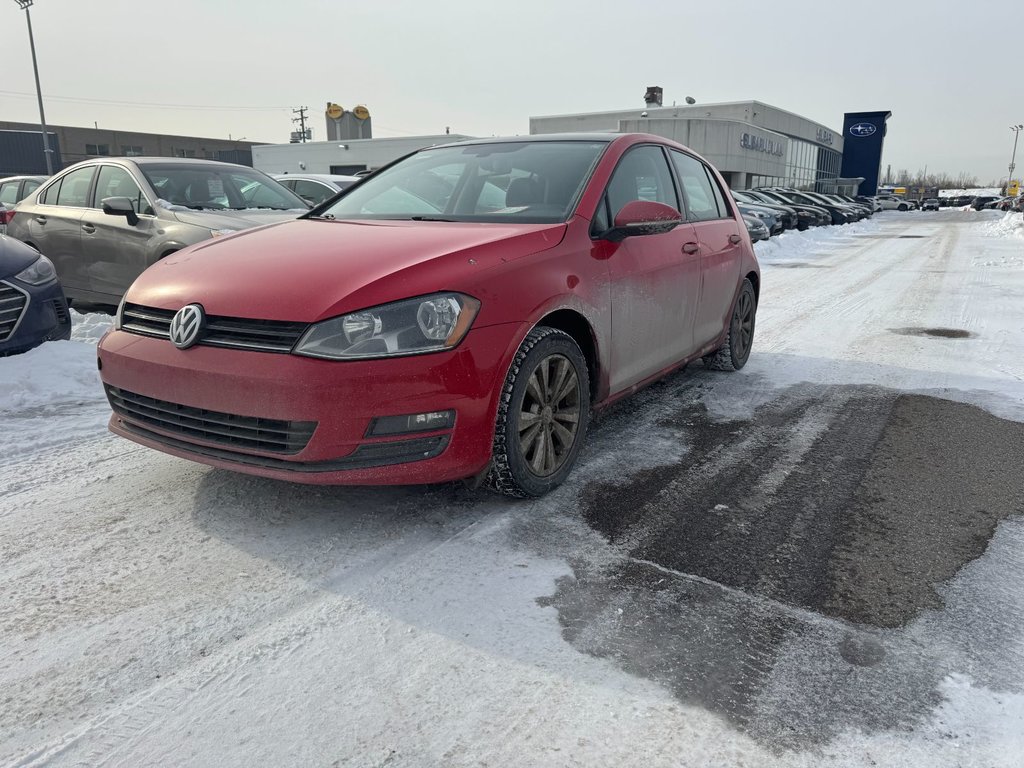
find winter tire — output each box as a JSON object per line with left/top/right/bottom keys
{"left": 486, "top": 327, "right": 591, "bottom": 498}
{"left": 703, "top": 278, "right": 757, "bottom": 372}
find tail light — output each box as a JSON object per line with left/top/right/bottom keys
{"left": 0, "top": 209, "right": 15, "bottom": 225}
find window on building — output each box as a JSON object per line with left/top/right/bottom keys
{"left": 175, "top": 149, "right": 196, "bottom": 158}
{"left": 86, "top": 144, "right": 110, "bottom": 156}
{"left": 121, "top": 145, "right": 144, "bottom": 157}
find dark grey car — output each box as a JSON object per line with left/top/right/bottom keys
{"left": 5, "top": 158, "right": 309, "bottom": 306}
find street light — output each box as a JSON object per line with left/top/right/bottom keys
{"left": 13, "top": 0, "right": 53, "bottom": 175}
{"left": 1009, "top": 125, "right": 1024, "bottom": 195}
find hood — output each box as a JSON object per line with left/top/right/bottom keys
{"left": 171, "top": 207, "right": 306, "bottom": 232}
{"left": 0, "top": 234, "right": 43, "bottom": 280}
{"left": 128, "top": 218, "right": 567, "bottom": 321}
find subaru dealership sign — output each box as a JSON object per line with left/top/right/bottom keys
{"left": 849, "top": 123, "right": 877, "bottom": 138}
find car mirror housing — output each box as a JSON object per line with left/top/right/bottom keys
{"left": 101, "top": 196, "right": 140, "bottom": 226}
{"left": 605, "top": 200, "right": 683, "bottom": 242}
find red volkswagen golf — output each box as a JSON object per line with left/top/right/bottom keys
{"left": 97, "top": 134, "right": 760, "bottom": 496}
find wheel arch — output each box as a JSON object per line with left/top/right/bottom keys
{"left": 745, "top": 270, "right": 760, "bottom": 303}
{"left": 535, "top": 308, "right": 600, "bottom": 404}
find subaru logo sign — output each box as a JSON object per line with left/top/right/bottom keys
{"left": 849, "top": 122, "right": 877, "bottom": 138}
{"left": 169, "top": 304, "right": 205, "bottom": 349}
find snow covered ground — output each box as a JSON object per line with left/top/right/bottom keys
{"left": 1, "top": 209, "right": 1023, "bottom": 767}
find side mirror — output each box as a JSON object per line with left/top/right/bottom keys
{"left": 101, "top": 196, "right": 139, "bottom": 226}
{"left": 604, "top": 200, "right": 682, "bottom": 242}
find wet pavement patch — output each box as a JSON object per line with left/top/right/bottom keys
{"left": 543, "top": 387, "right": 1024, "bottom": 747}
{"left": 890, "top": 327, "right": 974, "bottom": 339}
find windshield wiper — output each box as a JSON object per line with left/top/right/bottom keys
{"left": 409, "top": 215, "right": 457, "bottom": 222}
{"left": 307, "top": 213, "right": 335, "bottom": 220}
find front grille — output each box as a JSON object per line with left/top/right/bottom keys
{"left": 121, "top": 303, "right": 310, "bottom": 353}
{"left": 106, "top": 385, "right": 316, "bottom": 454}
{"left": 0, "top": 281, "right": 29, "bottom": 342}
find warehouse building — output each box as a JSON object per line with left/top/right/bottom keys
{"left": 529, "top": 90, "right": 851, "bottom": 193}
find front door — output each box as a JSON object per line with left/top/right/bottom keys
{"left": 601, "top": 145, "right": 702, "bottom": 394}
{"left": 80, "top": 165, "right": 160, "bottom": 302}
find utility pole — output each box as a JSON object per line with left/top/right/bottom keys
{"left": 1008, "top": 125, "right": 1023, "bottom": 194}
{"left": 292, "top": 106, "right": 309, "bottom": 143}
{"left": 14, "top": 0, "right": 53, "bottom": 175}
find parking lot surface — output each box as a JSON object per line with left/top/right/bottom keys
{"left": 2, "top": 211, "right": 1023, "bottom": 767}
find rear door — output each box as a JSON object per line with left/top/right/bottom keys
{"left": 27, "top": 166, "right": 96, "bottom": 292}
{"left": 669, "top": 150, "right": 744, "bottom": 349}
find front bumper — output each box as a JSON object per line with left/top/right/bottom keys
{"left": 97, "top": 322, "right": 524, "bottom": 485}
{"left": 0, "top": 277, "right": 71, "bottom": 356}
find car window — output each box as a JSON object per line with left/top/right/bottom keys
{"left": 55, "top": 167, "right": 96, "bottom": 208}
{"left": 670, "top": 150, "right": 720, "bottom": 222}
{"left": 94, "top": 165, "right": 153, "bottom": 215}
{"left": 703, "top": 164, "right": 730, "bottom": 217}
{"left": 319, "top": 141, "right": 606, "bottom": 224}
{"left": 293, "top": 179, "right": 333, "bottom": 206}
{"left": 140, "top": 164, "right": 307, "bottom": 211}
{"left": 22, "top": 179, "right": 41, "bottom": 198}
{"left": 0, "top": 182, "right": 18, "bottom": 206}
{"left": 606, "top": 145, "right": 678, "bottom": 220}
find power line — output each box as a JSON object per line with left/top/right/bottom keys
{"left": 0, "top": 89, "right": 289, "bottom": 112}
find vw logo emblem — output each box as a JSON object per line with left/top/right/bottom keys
{"left": 169, "top": 304, "right": 205, "bottom": 349}
{"left": 849, "top": 122, "right": 877, "bottom": 137}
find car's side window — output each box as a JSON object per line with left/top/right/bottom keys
{"left": 94, "top": 165, "right": 152, "bottom": 215}
{"left": 703, "top": 165, "right": 731, "bottom": 217}
{"left": 54, "top": 167, "right": 96, "bottom": 208}
{"left": 293, "top": 180, "right": 332, "bottom": 206}
{"left": 39, "top": 178, "right": 61, "bottom": 205}
{"left": 589, "top": 194, "right": 611, "bottom": 237}
{"left": 22, "top": 179, "right": 41, "bottom": 198}
{"left": 670, "top": 150, "right": 722, "bottom": 222}
{"left": 606, "top": 146, "right": 678, "bottom": 220}
{"left": 0, "top": 182, "right": 18, "bottom": 206}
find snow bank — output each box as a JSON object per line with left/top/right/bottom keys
{"left": 753, "top": 218, "right": 876, "bottom": 264}
{"left": 0, "top": 311, "right": 110, "bottom": 413}
{"left": 70, "top": 310, "right": 113, "bottom": 343}
{"left": 981, "top": 211, "right": 1024, "bottom": 240}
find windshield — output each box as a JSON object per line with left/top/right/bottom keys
{"left": 140, "top": 164, "right": 309, "bottom": 211}
{"left": 315, "top": 141, "right": 607, "bottom": 223}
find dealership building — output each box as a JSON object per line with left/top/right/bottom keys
{"left": 530, "top": 93, "right": 869, "bottom": 193}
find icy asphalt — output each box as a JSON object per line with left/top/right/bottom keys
{"left": 1, "top": 210, "right": 1023, "bottom": 767}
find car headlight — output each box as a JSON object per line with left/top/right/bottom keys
{"left": 14, "top": 254, "right": 57, "bottom": 285}
{"left": 294, "top": 292, "right": 481, "bottom": 360}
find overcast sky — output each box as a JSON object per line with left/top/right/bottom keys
{"left": 2, "top": 0, "right": 1021, "bottom": 182}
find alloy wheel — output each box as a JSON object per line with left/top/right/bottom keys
{"left": 516, "top": 353, "right": 581, "bottom": 477}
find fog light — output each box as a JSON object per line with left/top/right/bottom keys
{"left": 368, "top": 410, "right": 455, "bottom": 436}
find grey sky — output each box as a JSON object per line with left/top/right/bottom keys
{"left": 2, "top": 0, "right": 1021, "bottom": 182}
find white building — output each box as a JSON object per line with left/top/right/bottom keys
{"left": 252, "top": 134, "right": 471, "bottom": 176}
{"left": 530, "top": 98, "right": 845, "bottom": 192}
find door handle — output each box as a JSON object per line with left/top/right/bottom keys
{"left": 682, "top": 242, "right": 700, "bottom": 254}
{"left": 728, "top": 234, "right": 742, "bottom": 245}
{"left": 82, "top": 223, "right": 96, "bottom": 234}
{"left": 34, "top": 215, "right": 47, "bottom": 224}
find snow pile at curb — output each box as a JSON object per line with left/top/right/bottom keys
{"left": 70, "top": 310, "right": 113, "bottom": 344}
{"left": 753, "top": 218, "right": 876, "bottom": 264}
{"left": 981, "top": 212, "right": 1024, "bottom": 240}
{"left": 0, "top": 312, "right": 109, "bottom": 413}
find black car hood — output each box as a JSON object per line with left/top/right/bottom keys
{"left": 0, "top": 235, "right": 41, "bottom": 280}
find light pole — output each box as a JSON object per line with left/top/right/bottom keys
{"left": 1009, "top": 124, "right": 1024, "bottom": 195}
{"left": 13, "top": 0, "right": 53, "bottom": 175}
